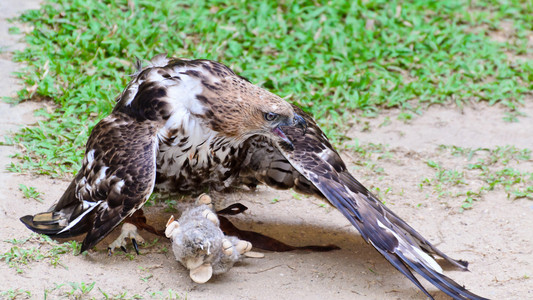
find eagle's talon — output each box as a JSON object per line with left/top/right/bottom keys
{"left": 108, "top": 223, "right": 145, "bottom": 255}
{"left": 132, "top": 238, "right": 140, "bottom": 255}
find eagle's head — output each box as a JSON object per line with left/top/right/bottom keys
{"left": 244, "top": 94, "right": 307, "bottom": 149}
{"left": 191, "top": 61, "right": 307, "bottom": 148}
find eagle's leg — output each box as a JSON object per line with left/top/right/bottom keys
{"left": 107, "top": 209, "right": 163, "bottom": 255}
{"left": 108, "top": 222, "right": 145, "bottom": 255}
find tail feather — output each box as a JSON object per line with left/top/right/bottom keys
{"left": 376, "top": 247, "right": 434, "bottom": 299}
{"left": 20, "top": 200, "right": 100, "bottom": 239}
{"left": 396, "top": 251, "right": 488, "bottom": 300}
{"left": 20, "top": 212, "right": 88, "bottom": 238}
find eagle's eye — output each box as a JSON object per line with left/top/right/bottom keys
{"left": 264, "top": 112, "right": 278, "bottom": 121}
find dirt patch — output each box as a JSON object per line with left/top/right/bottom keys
{"left": 3, "top": 104, "right": 532, "bottom": 300}
{"left": 1, "top": 4, "right": 532, "bottom": 300}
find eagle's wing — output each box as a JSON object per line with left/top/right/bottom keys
{"left": 20, "top": 112, "right": 159, "bottom": 253}
{"left": 242, "top": 106, "right": 487, "bottom": 300}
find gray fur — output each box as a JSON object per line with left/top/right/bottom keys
{"left": 168, "top": 205, "right": 244, "bottom": 277}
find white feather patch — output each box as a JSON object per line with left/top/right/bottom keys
{"left": 112, "top": 180, "right": 125, "bottom": 194}
{"left": 377, "top": 220, "right": 443, "bottom": 274}
{"left": 57, "top": 200, "right": 103, "bottom": 234}
{"left": 86, "top": 150, "right": 95, "bottom": 169}
{"left": 94, "top": 166, "right": 109, "bottom": 186}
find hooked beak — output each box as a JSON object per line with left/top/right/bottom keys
{"left": 271, "top": 113, "right": 307, "bottom": 150}
{"left": 293, "top": 113, "right": 307, "bottom": 135}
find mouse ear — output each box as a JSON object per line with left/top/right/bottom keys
{"left": 164, "top": 216, "right": 180, "bottom": 238}
{"left": 190, "top": 263, "right": 213, "bottom": 283}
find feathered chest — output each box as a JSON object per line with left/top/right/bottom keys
{"left": 154, "top": 117, "right": 247, "bottom": 194}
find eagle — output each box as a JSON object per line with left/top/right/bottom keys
{"left": 20, "top": 54, "right": 488, "bottom": 300}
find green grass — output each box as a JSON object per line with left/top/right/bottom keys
{"left": 44, "top": 281, "right": 96, "bottom": 299}
{"left": 0, "top": 288, "right": 31, "bottom": 300}
{"left": 43, "top": 283, "right": 185, "bottom": 299}
{"left": 18, "top": 184, "right": 43, "bottom": 202}
{"left": 420, "top": 145, "right": 533, "bottom": 209}
{"left": 7, "top": 0, "right": 533, "bottom": 176}
{"left": 62, "top": 282, "right": 96, "bottom": 298}
{"left": 1, "top": 283, "right": 186, "bottom": 300}
{"left": 1, "top": 234, "right": 79, "bottom": 273}
{"left": 346, "top": 140, "right": 392, "bottom": 176}
{"left": 343, "top": 140, "right": 531, "bottom": 209}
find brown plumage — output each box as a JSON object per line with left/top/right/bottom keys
{"left": 21, "top": 55, "right": 488, "bottom": 300}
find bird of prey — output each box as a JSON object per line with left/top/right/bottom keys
{"left": 21, "top": 54, "right": 488, "bottom": 300}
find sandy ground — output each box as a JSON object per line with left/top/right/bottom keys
{"left": 1, "top": 1, "right": 532, "bottom": 299}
